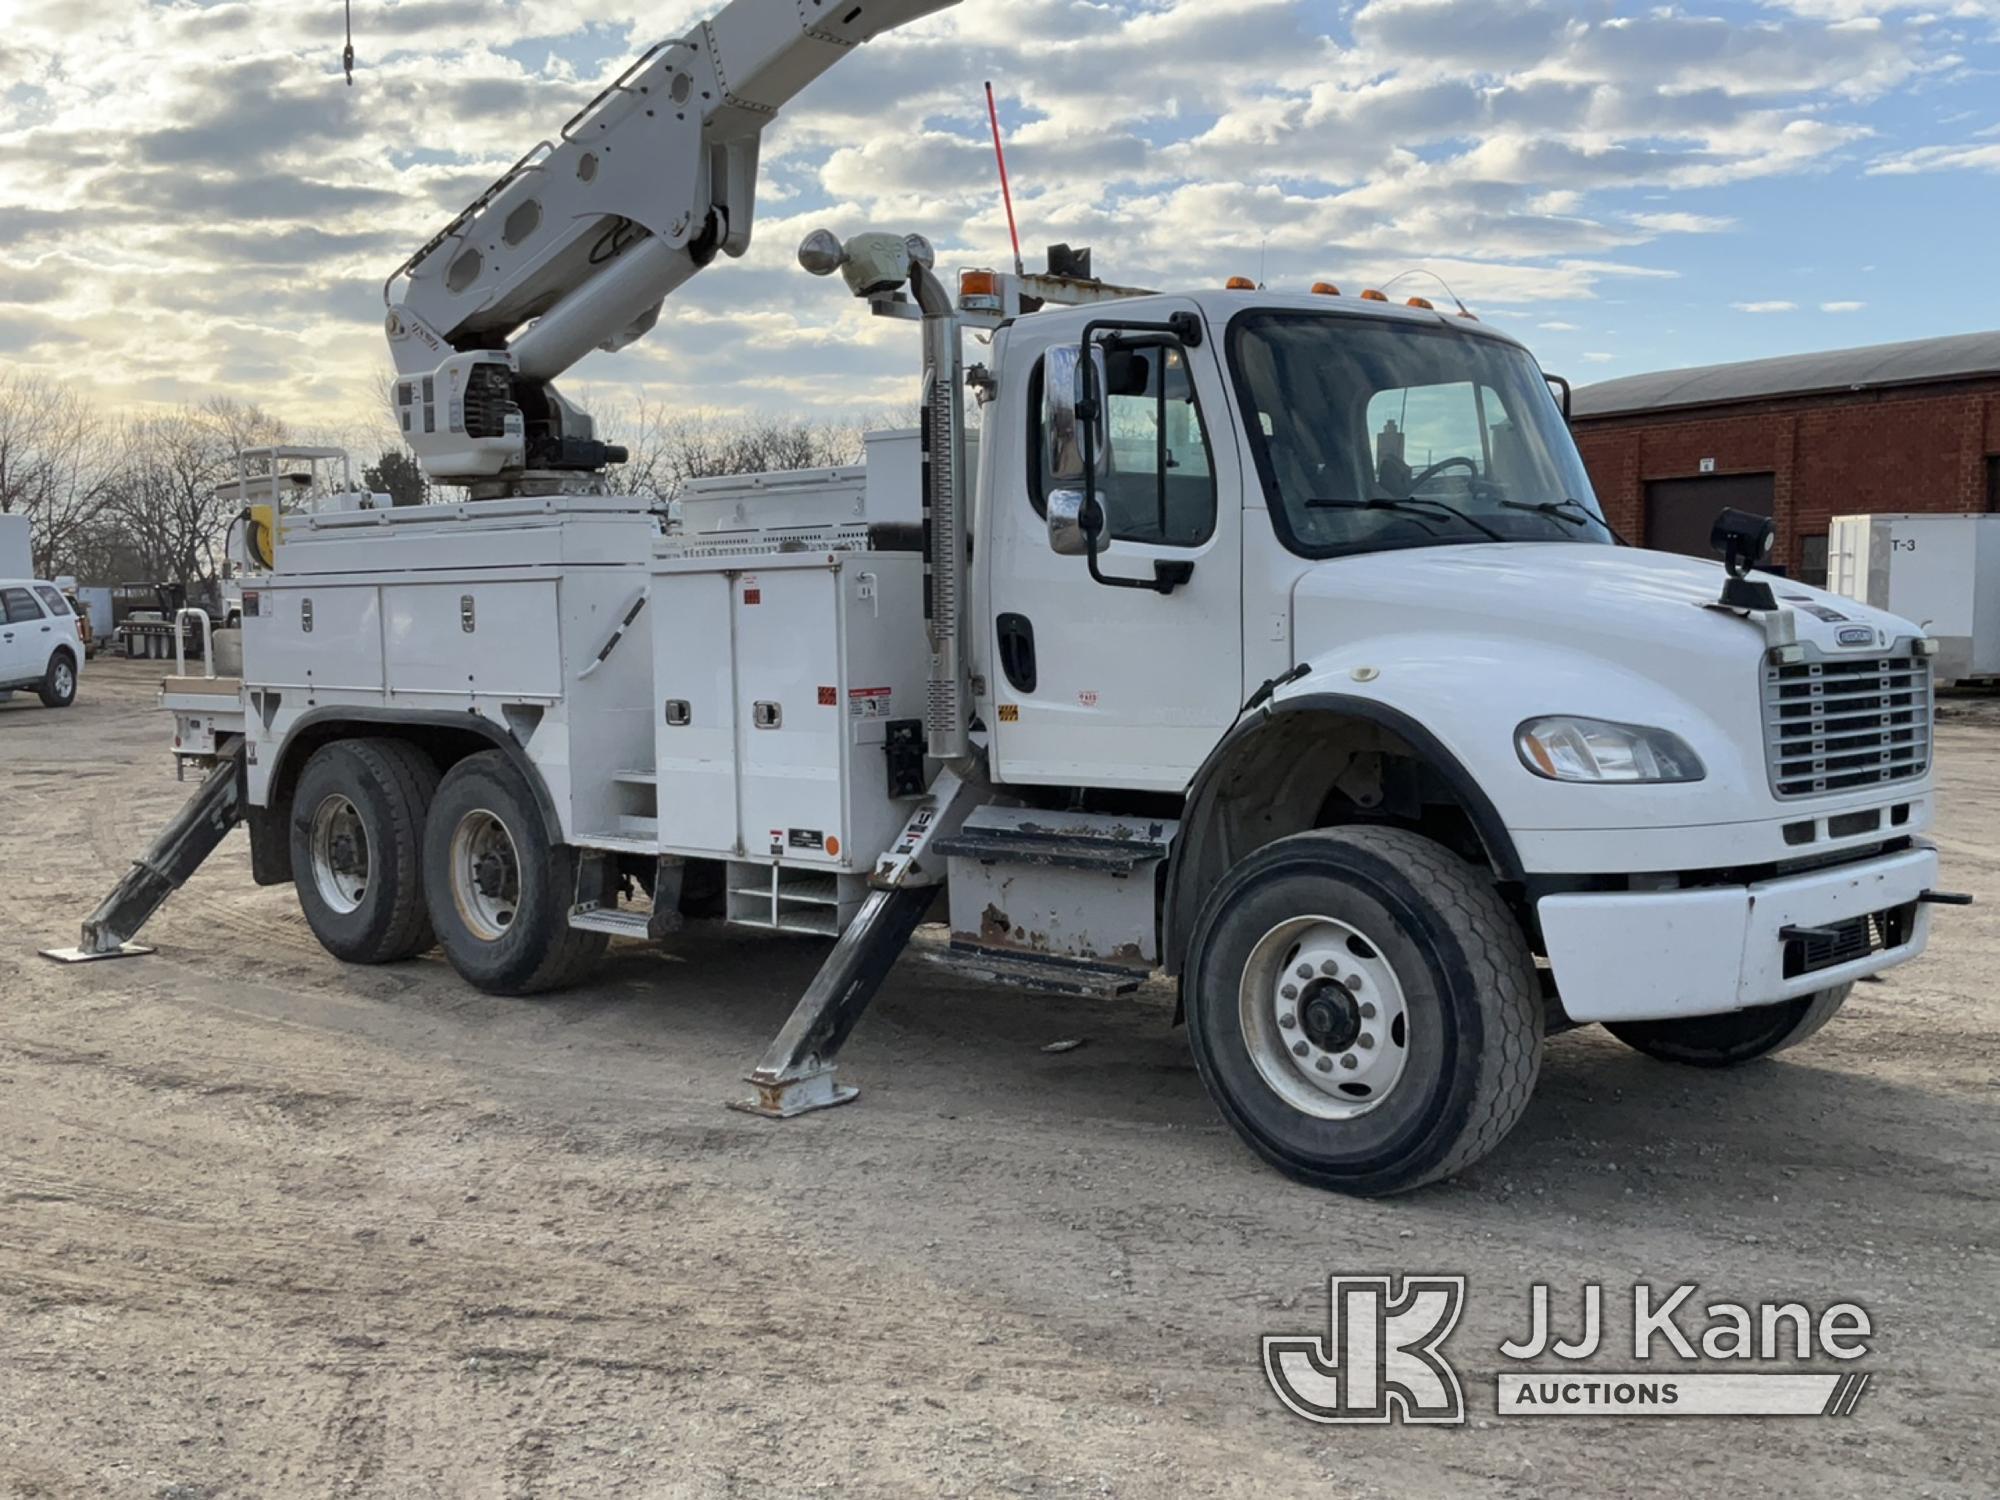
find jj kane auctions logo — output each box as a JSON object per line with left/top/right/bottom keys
{"left": 1265, "top": 1277, "right": 1874, "bottom": 1422}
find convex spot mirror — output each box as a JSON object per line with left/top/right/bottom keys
{"left": 1046, "top": 488, "right": 1100, "bottom": 557}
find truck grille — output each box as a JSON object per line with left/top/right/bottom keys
{"left": 1761, "top": 649, "right": 1932, "bottom": 799}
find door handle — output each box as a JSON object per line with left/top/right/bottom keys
{"left": 997, "top": 612, "right": 1037, "bottom": 693}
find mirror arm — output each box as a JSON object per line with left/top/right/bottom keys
{"left": 1546, "top": 372, "right": 1572, "bottom": 423}
{"left": 1085, "top": 542, "right": 1193, "bottom": 595}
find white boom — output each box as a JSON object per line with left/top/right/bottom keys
{"left": 383, "top": 0, "right": 957, "bottom": 485}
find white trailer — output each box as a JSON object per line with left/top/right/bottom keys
{"left": 0, "top": 512, "right": 29, "bottom": 579}
{"left": 48, "top": 0, "right": 1966, "bottom": 1195}
{"left": 1829, "top": 513, "right": 2000, "bottom": 686}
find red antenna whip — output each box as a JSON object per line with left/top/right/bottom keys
{"left": 985, "top": 81, "right": 1025, "bottom": 277}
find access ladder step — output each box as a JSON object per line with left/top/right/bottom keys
{"left": 567, "top": 907, "right": 654, "bottom": 939}
{"left": 925, "top": 944, "right": 1151, "bottom": 997}
{"left": 575, "top": 830, "right": 657, "bottom": 854}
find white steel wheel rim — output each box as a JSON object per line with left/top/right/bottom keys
{"left": 1238, "top": 914, "right": 1411, "bottom": 1120}
{"left": 53, "top": 662, "right": 73, "bottom": 697}
{"left": 450, "top": 809, "right": 521, "bottom": 942}
{"left": 308, "top": 794, "right": 371, "bottom": 915}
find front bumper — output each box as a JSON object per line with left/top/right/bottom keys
{"left": 1539, "top": 845, "right": 1937, "bottom": 1024}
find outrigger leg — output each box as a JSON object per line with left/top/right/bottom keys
{"left": 732, "top": 885, "right": 936, "bottom": 1117}
{"left": 731, "top": 762, "right": 984, "bottom": 1118}
{"left": 42, "top": 743, "right": 244, "bottom": 964}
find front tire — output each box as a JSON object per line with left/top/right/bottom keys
{"left": 290, "top": 739, "right": 439, "bottom": 964}
{"left": 38, "top": 650, "right": 76, "bottom": 708}
{"left": 1604, "top": 984, "right": 1851, "bottom": 1067}
{"left": 1183, "top": 827, "right": 1542, "bottom": 1196}
{"left": 422, "top": 751, "right": 606, "bottom": 996}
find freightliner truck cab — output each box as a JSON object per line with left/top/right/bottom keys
{"left": 943, "top": 282, "right": 1947, "bottom": 1190}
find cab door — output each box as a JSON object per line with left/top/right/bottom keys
{"left": 985, "top": 301, "right": 1244, "bottom": 792}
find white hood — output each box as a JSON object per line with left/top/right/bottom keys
{"left": 1293, "top": 542, "right": 1919, "bottom": 661}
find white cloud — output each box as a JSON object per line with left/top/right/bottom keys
{"left": 1733, "top": 300, "right": 1801, "bottom": 312}
{"left": 1580, "top": 351, "right": 1616, "bottom": 362}
{"left": 0, "top": 0, "right": 1966, "bottom": 434}
{"left": 1821, "top": 299, "right": 1868, "bottom": 311}
{"left": 1869, "top": 140, "right": 2000, "bottom": 173}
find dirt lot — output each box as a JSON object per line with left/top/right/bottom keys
{"left": 0, "top": 658, "right": 1994, "bottom": 1498}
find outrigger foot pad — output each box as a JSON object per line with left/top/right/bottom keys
{"left": 39, "top": 943, "right": 156, "bottom": 964}
{"left": 730, "top": 1070, "right": 860, "bottom": 1119}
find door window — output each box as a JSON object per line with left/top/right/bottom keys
{"left": 2, "top": 587, "right": 45, "bottom": 624}
{"left": 1032, "top": 346, "right": 1216, "bottom": 546}
{"left": 33, "top": 586, "right": 69, "bottom": 615}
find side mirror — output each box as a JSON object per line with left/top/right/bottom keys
{"left": 1546, "top": 373, "right": 1572, "bottom": 422}
{"left": 1046, "top": 488, "right": 1094, "bottom": 556}
{"left": 1044, "top": 344, "right": 1108, "bottom": 483}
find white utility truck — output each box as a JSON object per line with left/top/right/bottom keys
{"left": 52, "top": 0, "right": 1962, "bottom": 1194}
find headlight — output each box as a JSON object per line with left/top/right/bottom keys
{"left": 1516, "top": 717, "right": 1705, "bottom": 784}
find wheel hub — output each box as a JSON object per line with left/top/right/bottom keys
{"left": 328, "top": 833, "right": 362, "bottom": 876}
{"left": 1298, "top": 978, "right": 1361, "bottom": 1053}
{"left": 1241, "top": 916, "right": 1412, "bottom": 1120}
{"left": 472, "top": 849, "right": 512, "bottom": 899}
{"left": 307, "top": 794, "right": 370, "bottom": 916}
{"left": 450, "top": 809, "right": 522, "bottom": 942}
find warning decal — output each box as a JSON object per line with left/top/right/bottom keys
{"left": 849, "top": 687, "right": 894, "bottom": 719}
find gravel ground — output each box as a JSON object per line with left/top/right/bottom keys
{"left": 1, "top": 658, "right": 1994, "bottom": 1498}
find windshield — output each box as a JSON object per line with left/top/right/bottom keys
{"left": 1227, "top": 311, "right": 1611, "bottom": 558}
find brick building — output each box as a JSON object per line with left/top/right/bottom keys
{"left": 1570, "top": 331, "right": 2000, "bottom": 587}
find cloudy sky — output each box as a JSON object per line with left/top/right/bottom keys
{"left": 1, "top": 0, "right": 1997, "bottom": 439}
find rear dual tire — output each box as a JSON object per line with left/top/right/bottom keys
{"left": 291, "top": 743, "right": 604, "bottom": 994}
{"left": 1184, "top": 827, "right": 1542, "bottom": 1197}
{"left": 421, "top": 752, "right": 606, "bottom": 996}
{"left": 291, "top": 739, "right": 439, "bottom": 964}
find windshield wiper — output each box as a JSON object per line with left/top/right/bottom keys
{"left": 1307, "top": 495, "right": 1507, "bottom": 543}
{"left": 1500, "top": 498, "right": 1630, "bottom": 546}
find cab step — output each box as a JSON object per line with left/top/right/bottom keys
{"left": 934, "top": 814, "right": 1170, "bottom": 874}
{"left": 925, "top": 944, "right": 1150, "bottom": 998}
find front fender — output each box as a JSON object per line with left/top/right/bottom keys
{"left": 1273, "top": 631, "right": 1768, "bottom": 836}
{"left": 1161, "top": 687, "right": 1522, "bottom": 976}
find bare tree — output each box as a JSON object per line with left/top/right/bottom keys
{"left": 592, "top": 400, "right": 910, "bottom": 504}
{"left": 104, "top": 398, "right": 289, "bottom": 590}
{"left": 0, "top": 371, "right": 116, "bottom": 578}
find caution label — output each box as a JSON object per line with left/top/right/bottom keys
{"left": 849, "top": 686, "right": 894, "bottom": 719}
